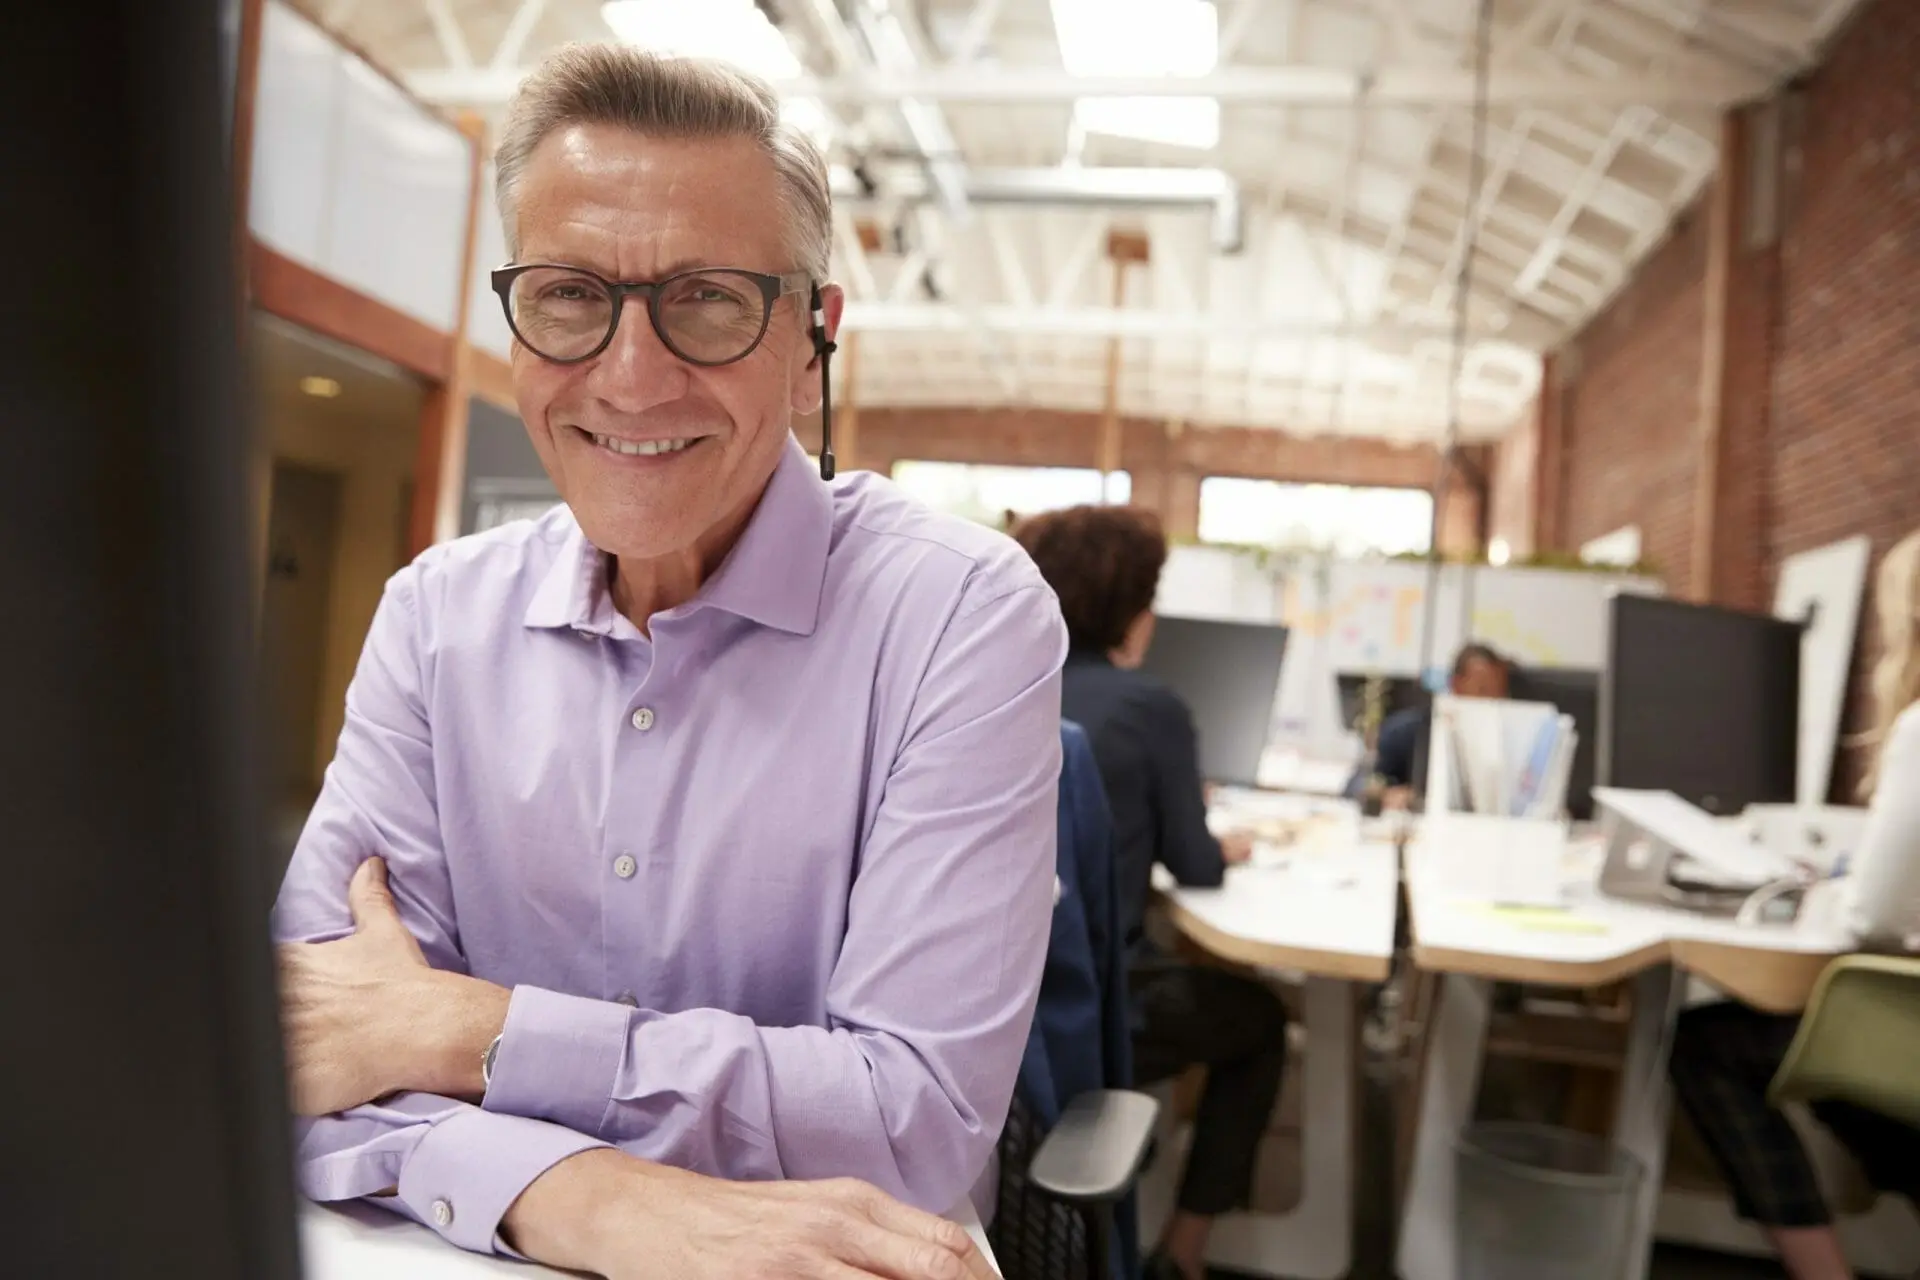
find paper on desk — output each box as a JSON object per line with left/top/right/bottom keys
{"left": 1433, "top": 697, "right": 1577, "bottom": 820}
{"left": 1460, "top": 902, "right": 1611, "bottom": 936}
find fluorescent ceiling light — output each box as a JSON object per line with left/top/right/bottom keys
{"left": 298, "top": 376, "right": 342, "bottom": 399}
{"left": 600, "top": 0, "right": 832, "bottom": 143}
{"left": 1049, "top": 0, "right": 1219, "bottom": 149}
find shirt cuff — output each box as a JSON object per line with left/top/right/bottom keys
{"left": 395, "top": 1107, "right": 607, "bottom": 1256}
{"left": 483, "top": 984, "right": 632, "bottom": 1137}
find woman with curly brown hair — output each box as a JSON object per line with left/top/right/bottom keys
{"left": 1014, "top": 504, "right": 1288, "bottom": 1280}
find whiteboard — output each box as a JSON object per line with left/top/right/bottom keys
{"left": 1158, "top": 545, "right": 1663, "bottom": 677}
{"left": 1156, "top": 544, "right": 1279, "bottom": 623}
{"left": 1279, "top": 560, "right": 1661, "bottom": 676}
{"left": 1774, "top": 535, "right": 1872, "bottom": 805}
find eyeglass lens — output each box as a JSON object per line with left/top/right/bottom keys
{"left": 507, "top": 268, "right": 773, "bottom": 364}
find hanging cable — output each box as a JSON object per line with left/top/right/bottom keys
{"left": 1418, "top": 0, "right": 1495, "bottom": 684}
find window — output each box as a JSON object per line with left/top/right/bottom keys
{"left": 891, "top": 461, "right": 1131, "bottom": 527}
{"left": 1197, "top": 477, "right": 1432, "bottom": 558}
{"left": 1580, "top": 525, "right": 1643, "bottom": 568}
{"left": 600, "top": 0, "right": 833, "bottom": 144}
{"left": 1048, "top": 0, "right": 1220, "bottom": 150}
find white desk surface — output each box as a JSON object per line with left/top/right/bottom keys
{"left": 1404, "top": 834, "right": 1849, "bottom": 1011}
{"left": 1157, "top": 791, "right": 1398, "bottom": 980}
{"left": 299, "top": 1197, "right": 997, "bottom": 1278}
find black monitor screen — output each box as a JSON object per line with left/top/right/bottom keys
{"left": 1600, "top": 594, "right": 1801, "bottom": 814}
{"left": 1506, "top": 667, "right": 1601, "bottom": 821}
{"left": 1138, "top": 616, "right": 1290, "bottom": 787}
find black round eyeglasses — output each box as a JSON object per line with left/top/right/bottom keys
{"left": 490, "top": 263, "right": 841, "bottom": 479}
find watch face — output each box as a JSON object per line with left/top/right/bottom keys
{"left": 482, "top": 1035, "right": 501, "bottom": 1087}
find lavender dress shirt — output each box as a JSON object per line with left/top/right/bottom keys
{"left": 272, "top": 438, "right": 1068, "bottom": 1257}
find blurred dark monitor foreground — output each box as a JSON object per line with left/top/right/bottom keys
{"left": 1599, "top": 594, "right": 1802, "bottom": 815}
{"left": 0, "top": 3, "right": 302, "bottom": 1276}
{"left": 1138, "top": 616, "right": 1290, "bottom": 787}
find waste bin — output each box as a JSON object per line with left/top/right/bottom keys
{"left": 1455, "top": 1121, "right": 1645, "bottom": 1280}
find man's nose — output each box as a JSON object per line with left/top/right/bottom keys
{"left": 586, "top": 298, "right": 690, "bottom": 409}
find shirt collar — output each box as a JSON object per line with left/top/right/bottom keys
{"left": 523, "top": 436, "right": 832, "bottom": 638}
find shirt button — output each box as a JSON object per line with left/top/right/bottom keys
{"left": 630, "top": 706, "right": 655, "bottom": 731}
{"left": 613, "top": 854, "right": 637, "bottom": 880}
{"left": 431, "top": 1199, "right": 454, "bottom": 1228}
{"left": 615, "top": 991, "right": 638, "bottom": 1007}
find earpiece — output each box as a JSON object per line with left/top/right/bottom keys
{"left": 809, "top": 284, "right": 837, "bottom": 482}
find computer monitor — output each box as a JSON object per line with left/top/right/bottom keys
{"left": 1599, "top": 594, "right": 1802, "bottom": 815}
{"left": 1506, "top": 667, "right": 1601, "bottom": 821}
{"left": 1139, "top": 616, "right": 1290, "bottom": 787}
{"left": 4, "top": 4, "right": 302, "bottom": 1274}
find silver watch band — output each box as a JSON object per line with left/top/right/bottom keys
{"left": 481, "top": 1034, "right": 503, "bottom": 1090}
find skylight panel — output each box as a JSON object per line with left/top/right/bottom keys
{"left": 601, "top": 0, "right": 833, "bottom": 144}
{"left": 1049, "top": 0, "right": 1220, "bottom": 150}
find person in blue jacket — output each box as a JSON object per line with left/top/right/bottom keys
{"left": 1355, "top": 643, "right": 1510, "bottom": 809}
{"left": 1014, "top": 505, "right": 1287, "bottom": 1280}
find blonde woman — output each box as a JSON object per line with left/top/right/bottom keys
{"left": 1668, "top": 529, "right": 1920, "bottom": 1280}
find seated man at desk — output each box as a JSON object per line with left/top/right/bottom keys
{"left": 272, "top": 46, "right": 1061, "bottom": 1280}
{"left": 1668, "top": 527, "right": 1920, "bottom": 1280}
{"left": 1353, "top": 643, "right": 1510, "bottom": 808}
{"left": 1014, "top": 505, "right": 1288, "bottom": 1280}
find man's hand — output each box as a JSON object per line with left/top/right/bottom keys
{"left": 506, "top": 1150, "right": 997, "bottom": 1280}
{"left": 278, "top": 857, "right": 506, "bottom": 1115}
{"left": 1219, "top": 831, "right": 1256, "bottom": 866}
{"left": 1380, "top": 786, "right": 1415, "bottom": 813}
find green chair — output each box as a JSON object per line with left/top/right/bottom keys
{"left": 1770, "top": 955, "right": 1920, "bottom": 1130}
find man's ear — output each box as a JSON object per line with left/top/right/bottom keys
{"left": 791, "top": 282, "right": 846, "bottom": 415}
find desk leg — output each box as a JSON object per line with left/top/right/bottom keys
{"left": 1614, "top": 965, "right": 1680, "bottom": 1280}
{"left": 1199, "top": 976, "right": 1356, "bottom": 1280}
{"left": 1138, "top": 977, "right": 1357, "bottom": 1280}
{"left": 1394, "top": 974, "right": 1493, "bottom": 1280}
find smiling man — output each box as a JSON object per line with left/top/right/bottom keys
{"left": 270, "top": 45, "right": 1066, "bottom": 1280}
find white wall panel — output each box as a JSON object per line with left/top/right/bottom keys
{"left": 249, "top": 0, "right": 473, "bottom": 333}
{"left": 468, "top": 162, "right": 515, "bottom": 359}
{"left": 248, "top": 1, "right": 338, "bottom": 266}
{"left": 328, "top": 57, "right": 470, "bottom": 330}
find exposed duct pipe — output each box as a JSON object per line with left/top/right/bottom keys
{"left": 836, "top": 0, "right": 972, "bottom": 224}
{"left": 831, "top": 164, "right": 1245, "bottom": 255}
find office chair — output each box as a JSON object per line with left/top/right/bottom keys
{"left": 1771, "top": 954, "right": 1920, "bottom": 1130}
{"left": 987, "top": 723, "right": 1158, "bottom": 1280}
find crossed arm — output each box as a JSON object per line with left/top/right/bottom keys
{"left": 272, "top": 567, "right": 1068, "bottom": 1271}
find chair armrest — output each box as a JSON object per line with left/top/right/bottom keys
{"left": 1028, "top": 1089, "right": 1160, "bottom": 1205}
{"left": 1770, "top": 954, "right": 1920, "bottom": 1129}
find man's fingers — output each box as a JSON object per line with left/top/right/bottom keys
{"left": 836, "top": 1220, "right": 966, "bottom": 1280}
{"left": 859, "top": 1198, "right": 992, "bottom": 1280}
{"left": 347, "top": 857, "right": 400, "bottom": 934}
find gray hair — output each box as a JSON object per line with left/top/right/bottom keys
{"left": 494, "top": 43, "right": 832, "bottom": 283}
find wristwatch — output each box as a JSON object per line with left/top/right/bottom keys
{"left": 481, "top": 1034, "right": 503, "bottom": 1091}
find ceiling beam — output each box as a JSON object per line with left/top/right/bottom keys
{"left": 405, "top": 63, "right": 1769, "bottom": 107}
{"left": 1218, "top": 0, "right": 1269, "bottom": 62}
{"left": 839, "top": 302, "right": 1521, "bottom": 346}
{"left": 489, "top": 0, "right": 547, "bottom": 71}
{"left": 420, "top": 0, "right": 474, "bottom": 70}
{"left": 948, "top": 0, "right": 1009, "bottom": 64}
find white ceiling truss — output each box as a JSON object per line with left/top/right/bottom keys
{"left": 324, "top": 0, "right": 1864, "bottom": 446}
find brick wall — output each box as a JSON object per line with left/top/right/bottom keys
{"left": 1559, "top": 206, "right": 1710, "bottom": 590}
{"left": 794, "top": 406, "right": 1485, "bottom": 552}
{"left": 1521, "top": 0, "right": 1920, "bottom": 794}
{"left": 1766, "top": 1, "right": 1920, "bottom": 576}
